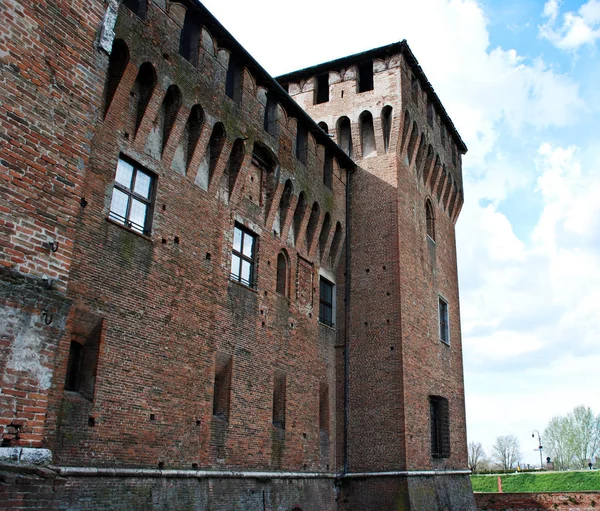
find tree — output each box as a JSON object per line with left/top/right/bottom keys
{"left": 491, "top": 434, "right": 520, "bottom": 470}
{"left": 544, "top": 406, "right": 600, "bottom": 470}
{"left": 468, "top": 441, "right": 487, "bottom": 472}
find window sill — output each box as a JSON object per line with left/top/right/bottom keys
{"left": 106, "top": 217, "right": 152, "bottom": 241}
{"left": 439, "top": 339, "right": 450, "bottom": 347}
{"left": 319, "top": 320, "right": 336, "bottom": 331}
{"left": 229, "top": 277, "right": 258, "bottom": 293}
{"left": 427, "top": 234, "right": 436, "bottom": 244}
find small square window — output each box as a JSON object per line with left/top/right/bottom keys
{"left": 319, "top": 277, "right": 334, "bottom": 327}
{"left": 230, "top": 224, "right": 257, "bottom": 287}
{"left": 109, "top": 157, "right": 155, "bottom": 235}
{"left": 438, "top": 296, "right": 449, "bottom": 344}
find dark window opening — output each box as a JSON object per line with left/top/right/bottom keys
{"left": 104, "top": 39, "right": 129, "bottom": 118}
{"left": 64, "top": 317, "right": 103, "bottom": 401}
{"left": 319, "top": 277, "right": 334, "bottom": 327}
{"left": 276, "top": 251, "right": 289, "bottom": 296}
{"left": 292, "top": 192, "right": 307, "bottom": 245}
{"left": 277, "top": 180, "right": 293, "bottom": 236}
{"left": 230, "top": 224, "right": 257, "bottom": 287}
{"left": 357, "top": 60, "right": 374, "bottom": 93}
{"left": 213, "top": 354, "right": 232, "bottom": 421}
{"left": 264, "top": 92, "right": 279, "bottom": 136}
{"left": 430, "top": 396, "right": 450, "bottom": 458}
{"left": 109, "top": 156, "right": 155, "bottom": 235}
{"left": 329, "top": 222, "right": 343, "bottom": 265}
{"left": 207, "top": 123, "right": 226, "bottom": 185}
{"left": 452, "top": 144, "right": 457, "bottom": 165}
{"left": 161, "top": 85, "right": 182, "bottom": 154}
{"left": 123, "top": 0, "right": 147, "bottom": 19}
{"left": 337, "top": 117, "right": 353, "bottom": 158}
{"left": 439, "top": 296, "right": 449, "bottom": 344}
{"left": 427, "top": 101, "right": 434, "bottom": 128}
{"left": 359, "top": 111, "right": 376, "bottom": 158}
{"left": 316, "top": 73, "right": 329, "bottom": 104}
{"left": 296, "top": 123, "right": 308, "bottom": 164}
{"left": 225, "top": 56, "right": 242, "bottom": 104}
{"left": 382, "top": 106, "right": 393, "bottom": 153}
{"left": 226, "top": 139, "right": 246, "bottom": 198}
{"left": 323, "top": 149, "right": 333, "bottom": 189}
{"left": 272, "top": 371, "right": 286, "bottom": 429}
{"left": 131, "top": 62, "right": 156, "bottom": 136}
{"left": 441, "top": 125, "right": 446, "bottom": 148}
{"left": 318, "top": 213, "right": 331, "bottom": 261}
{"left": 426, "top": 199, "right": 435, "bottom": 241}
{"left": 185, "top": 105, "right": 204, "bottom": 169}
{"left": 179, "top": 10, "right": 201, "bottom": 66}
{"left": 318, "top": 122, "right": 329, "bottom": 134}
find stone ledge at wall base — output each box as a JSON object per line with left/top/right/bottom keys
{"left": 0, "top": 465, "right": 477, "bottom": 511}
{"left": 475, "top": 491, "right": 600, "bottom": 511}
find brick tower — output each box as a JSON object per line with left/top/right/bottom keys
{"left": 279, "top": 43, "right": 474, "bottom": 510}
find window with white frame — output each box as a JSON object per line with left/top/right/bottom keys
{"left": 109, "top": 157, "right": 155, "bottom": 235}
{"left": 230, "top": 224, "right": 257, "bottom": 287}
{"left": 438, "top": 296, "right": 449, "bottom": 344}
{"left": 319, "top": 277, "right": 334, "bottom": 327}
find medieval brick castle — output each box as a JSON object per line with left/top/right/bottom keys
{"left": 0, "top": 1, "right": 475, "bottom": 509}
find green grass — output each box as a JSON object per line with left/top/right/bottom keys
{"left": 471, "top": 471, "right": 600, "bottom": 493}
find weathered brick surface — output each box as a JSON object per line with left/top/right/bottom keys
{"left": 475, "top": 492, "right": 600, "bottom": 510}
{"left": 1, "top": 1, "right": 472, "bottom": 510}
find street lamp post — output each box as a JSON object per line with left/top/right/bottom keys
{"left": 532, "top": 430, "right": 543, "bottom": 470}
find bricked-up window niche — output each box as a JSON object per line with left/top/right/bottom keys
{"left": 131, "top": 63, "right": 157, "bottom": 137}
{"left": 65, "top": 316, "right": 103, "bottom": 401}
{"left": 441, "top": 124, "right": 447, "bottom": 148}
{"left": 225, "top": 56, "right": 243, "bottom": 104}
{"left": 276, "top": 179, "right": 293, "bottom": 237}
{"left": 430, "top": 396, "right": 450, "bottom": 457}
{"left": 230, "top": 224, "right": 257, "bottom": 287}
{"left": 305, "top": 202, "right": 320, "bottom": 249}
{"left": 425, "top": 198, "right": 435, "bottom": 241}
{"left": 252, "top": 143, "right": 276, "bottom": 215}
{"left": 452, "top": 143, "right": 457, "bottom": 166}
{"left": 272, "top": 371, "right": 287, "bottom": 429}
{"left": 276, "top": 251, "right": 289, "bottom": 297}
{"left": 179, "top": 10, "right": 201, "bottom": 66}
{"left": 295, "top": 123, "right": 308, "bottom": 164}
{"left": 329, "top": 222, "right": 343, "bottom": 265}
{"left": 357, "top": 60, "right": 374, "bottom": 93}
{"left": 225, "top": 139, "right": 245, "bottom": 199}
{"left": 184, "top": 104, "right": 204, "bottom": 170}
{"left": 319, "top": 277, "right": 334, "bottom": 327}
{"left": 109, "top": 157, "right": 155, "bottom": 235}
{"left": 438, "top": 296, "right": 449, "bottom": 344}
{"left": 207, "top": 122, "right": 226, "bottom": 186}
{"left": 160, "top": 85, "right": 182, "bottom": 154}
{"left": 103, "top": 39, "right": 129, "bottom": 118}
{"left": 382, "top": 105, "right": 393, "bottom": 153}
{"left": 401, "top": 110, "right": 411, "bottom": 151}
{"left": 316, "top": 72, "right": 330, "bottom": 104}
{"left": 336, "top": 117, "right": 353, "bottom": 158}
{"left": 213, "top": 354, "right": 233, "bottom": 421}
{"left": 319, "top": 382, "right": 329, "bottom": 435}
{"left": 411, "top": 74, "right": 419, "bottom": 102}
{"left": 407, "top": 121, "right": 418, "bottom": 165}
{"left": 292, "top": 191, "right": 307, "bottom": 245}
{"left": 264, "top": 92, "right": 279, "bottom": 137}
{"left": 359, "top": 111, "right": 377, "bottom": 158}
{"left": 427, "top": 101, "right": 434, "bottom": 128}
{"left": 123, "top": 0, "right": 147, "bottom": 19}
{"left": 323, "top": 148, "right": 333, "bottom": 189}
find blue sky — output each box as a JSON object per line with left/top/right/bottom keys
{"left": 201, "top": 0, "right": 600, "bottom": 466}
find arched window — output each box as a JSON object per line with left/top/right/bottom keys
{"left": 276, "top": 251, "right": 290, "bottom": 296}
{"left": 426, "top": 199, "right": 435, "bottom": 241}
{"left": 323, "top": 148, "right": 333, "bottom": 189}
{"left": 226, "top": 139, "right": 245, "bottom": 198}
{"left": 359, "top": 111, "right": 376, "bottom": 158}
{"left": 179, "top": 10, "right": 201, "bottom": 66}
{"left": 381, "top": 106, "right": 393, "bottom": 153}
{"left": 207, "top": 123, "right": 226, "bottom": 185}
{"left": 123, "top": 0, "right": 147, "bottom": 19}
{"left": 103, "top": 39, "right": 129, "bottom": 118}
{"left": 318, "top": 122, "right": 328, "bottom": 134}
{"left": 160, "top": 85, "right": 182, "bottom": 154}
{"left": 264, "top": 92, "right": 278, "bottom": 136}
{"left": 318, "top": 213, "right": 331, "bottom": 261}
{"left": 131, "top": 62, "right": 156, "bottom": 136}
{"left": 336, "top": 117, "right": 352, "bottom": 157}
{"left": 292, "top": 192, "right": 307, "bottom": 245}
{"left": 305, "top": 202, "right": 320, "bottom": 249}
{"left": 185, "top": 105, "right": 204, "bottom": 169}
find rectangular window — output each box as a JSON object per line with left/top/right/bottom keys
{"left": 272, "top": 371, "right": 286, "bottom": 429}
{"left": 438, "top": 296, "right": 449, "bottom": 344}
{"left": 109, "top": 157, "right": 155, "bottom": 235}
{"left": 357, "top": 60, "right": 374, "bottom": 93}
{"left": 319, "top": 277, "right": 334, "bottom": 327}
{"left": 213, "top": 354, "right": 232, "bottom": 421}
{"left": 230, "top": 224, "right": 257, "bottom": 287}
{"left": 430, "top": 396, "right": 450, "bottom": 458}
{"left": 427, "top": 101, "right": 434, "bottom": 128}
{"left": 225, "top": 57, "right": 242, "bottom": 104}
{"left": 296, "top": 123, "right": 308, "bottom": 164}
{"left": 316, "top": 73, "right": 329, "bottom": 104}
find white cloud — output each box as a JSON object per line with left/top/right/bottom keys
{"left": 540, "top": 0, "right": 600, "bottom": 50}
